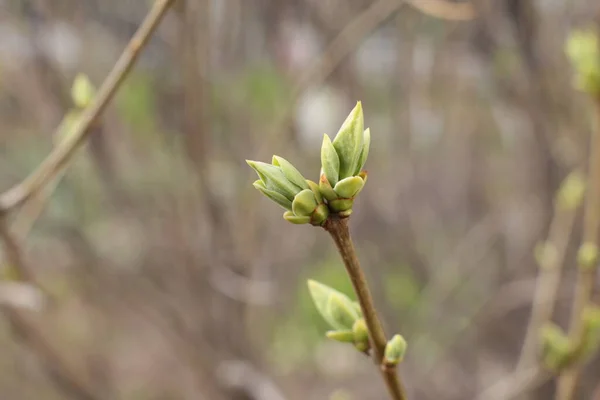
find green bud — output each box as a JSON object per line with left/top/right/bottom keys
{"left": 384, "top": 334, "right": 407, "bottom": 366}
{"left": 329, "top": 198, "right": 355, "bottom": 213}
{"left": 71, "top": 73, "right": 95, "bottom": 109}
{"left": 247, "top": 160, "right": 300, "bottom": 200}
{"left": 355, "top": 128, "right": 371, "bottom": 175}
{"left": 292, "top": 189, "right": 319, "bottom": 217}
{"left": 333, "top": 176, "right": 365, "bottom": 199}
{"left": 319, "top": 174, "right": 339, "bottom": 202}
{"left": 253, "top": 180, "right": 293, "bottom": 210}
{"left": 581, "top": 305, "right": 600, "bottom": 356}
{"left": 283, "top": 211, "right": 311, "bottom": 225}
{"left": 352, "top": 319, "right": 369, "bottom": 351}
{"left": 541, "top": 323, "right": 571, "bottom": 370}
{"left": 556, "top": 171, "right": 586, "bottom": 210}
{"left": 332, "top": 102, "right": 364, "bottom": 180}
{"left": 326, "top": 329, "right": 355, "bottom": 343}
{"left": 307, "top": 280, "right": 359, "bottom": 330}
{"left": 272, "top": 156, "right": 309, "bottom": 191}
{"left": 310, "top": 204, "right": 329, "bottom": 226}
{"left": 307, "top": 180, "right": 324, "bottom": 204}
{"left": 577, "top": 242, "right": 598, "bottom": 270}
{"left": 321, "top": 134, "right": 340, "bottom": 186}
{"left": 327, "top": 293, "right": 361, "bottom": 330}
{"left": 565, "top": 29, "right": 600, "bottom": 95}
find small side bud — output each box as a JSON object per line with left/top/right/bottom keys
{"left": 565, "top": 28, "right": 600, "bottom": 95}
{"left": 333, "top": 176, "right": 365, "bottom": 199}
{"left": 352, "top": 319, "right": 369, "bottom": 352}
{"left": 310, "top": 204, "right": 329, "bottom": 226}
{"left": 292, "top": 189, "right": 319, "bottom": 217}
{"left": 384, "top": 334, "right": 407, "bottom": 367}
{"left": 71, "top": 73, "right": 96, "bottom": 109}
{"left": 541, "top": 323, "right": 572, "bottom": 371}
{"left": 556, "top": 171, "right": 586, "bottom": 210}
{"left": 581, "top": 305, "right": 600, "bottom": 357}
{"left": 577, "top": 242, "right": 598, "bottom": 270}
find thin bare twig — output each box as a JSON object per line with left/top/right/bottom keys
{"left": 0, "top": 0, "right": 176, "bottom": 214}
{"left": 556, "top": 100, "right": 600, "bottom": 400}
{"left": 324, "top": 216, "right": 408, "bottom": 400}
{"left": 516, "top": 179, "right": 581, "bottom": 372}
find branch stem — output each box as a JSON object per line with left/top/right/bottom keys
{"left": 324, "top": 216, "right": 407, "bottom": 400}
{"left": 556, "top": 99, "right": 600, "bottom": 400}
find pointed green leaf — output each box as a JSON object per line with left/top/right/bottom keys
{"left": 355, "top": 128, "right": 371, "bottom": 175}
{"left": 326, "top": 330, "right": 355, "bottom": 343}
{"left": 333, "top": 176, "right": 365, "bottom": 199}
{"left": 272, "top": 156, "right": 309, "bottom": 190}
{"left": 292, "top": 189, "right": 318, "bottom": 217}
{"left": 253, "top": 180, "right": 293, "bottom": 210}
{"left": 327, "top": 293, "right": 360, "bottom": 330}
{"left": 319, "top": 174, "right": 338, "bottom": 202}
{"left": 307, "top": 180, "right": 323, "bottom": 204}
{"left": 352, "top": 319, "right": 369, "bottom": 345}
{"left": 247, "top": 160, "right": 299, "bottom": 200}
{"left": 332, "top": 102, "right": 364, "bottom": 179}
{"left": 321, "top": 134, "right": 340, "bottom": 186}
{"left": 283, "top": 211, "right": 311, "bottom": 224}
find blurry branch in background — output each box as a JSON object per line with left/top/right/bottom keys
{"left": 406, "top": 0, "right": 475, "bottom": 21}
{"left": 556, "top": 29, "right": 600, "bottom": 400}
{"left": 0, "top": 0, "right": 175, "bottom": 215}
{"left": 517, "top": 171, "right": 585, "bottom": 371}
{"left": 0, "top": 1, "right": 175, "bottom": 399}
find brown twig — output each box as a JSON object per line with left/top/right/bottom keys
{"left": 0, "top": 0, "right": 175, "bottom": 214}
{"left": 557, "top": 100, "right": 600, "bottom": 400}
{"left": 516, "top": 175, "right": 582, "bottom": 372}
{"left": 324, "top": 216, "right": 408, "bottom": 400}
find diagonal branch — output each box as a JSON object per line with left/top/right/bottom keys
{"left": 0, "top": 0, "right": 176, "bottom": 214}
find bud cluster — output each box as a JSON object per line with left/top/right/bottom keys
{"left": 247, "top": 102, "right": 370, "bottom": 224}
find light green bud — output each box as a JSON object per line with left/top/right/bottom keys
{"left": 319, "top": 174, "right": 339, "bottom": 202}
{"left": 565, "top": 29, "right": 600, "bottom": 95}
{"left": 321, "top": 134, "right": 340, "bottom": 186}
{"left": 541, "top": 323, "right": 571, "bottom": 370}
{"left": 310, "top": 204, "right": 329, "bottom": 226}
{"left": 556, "top": 171, "right": 586, "bottom": 210}
{"left": 384, "top": 334, "right": 407, "bottom": 366}
{"left": 329, "top": 198, "right": 355, "bottom": 213}
{"left": 307, "top": 180, "right": 324, "bottom": 204}
{"left": 292, "top": 189, "right": 319, "bottom": 217}
{"left": 333, "top": 176, "right": 365, "bottom": 199}
{"left": 577, "top": 242, "right": 598, "bottom": 270}
{"left": 332, "top": 102, "right": 364, "bottom": 180}
{"left": 354, "top": 128, "right": 371, "bottom": 175}
{"left": 581, "top": 305, "right": 600, "bottom": 356}
{"left": 71, "top": 73, "right": 96, "bottom": 109}
{"left": 352, "top": 319, "right": 369, "bottom": 352}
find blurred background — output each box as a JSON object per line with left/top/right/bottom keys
{"left": 0, "top": 0, "right": 599, "bottom": 399}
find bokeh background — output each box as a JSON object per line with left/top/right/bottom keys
{"left": 0, "top": 0, "right": 600, "bottom": 399}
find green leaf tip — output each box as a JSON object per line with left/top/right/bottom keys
{"left": 308, "top": 280, "right": 360, "bottom": 331}
{"left": 332, "top": 101, "right": 364, "bottom": 180}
